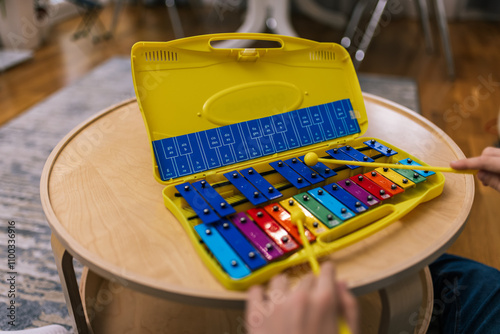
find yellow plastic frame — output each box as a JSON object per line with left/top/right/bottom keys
{"left": 131, "top": 33, "right": 445, "bottom": 291}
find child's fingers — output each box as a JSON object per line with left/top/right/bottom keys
{"left": 450, "top": 155, "right": 500, "bottom": 174}
{"left": 477, "top": 170, "right": 500, "bottom": 192}
{"left": 336, "top": 281, "right": 359, "bottom": 334}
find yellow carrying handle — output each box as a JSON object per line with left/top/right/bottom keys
{"left": 291, "top": 211, "right": 352, "bottom": 334}
{"left": 303, "top": 153, "right": 476, "bottom": 174}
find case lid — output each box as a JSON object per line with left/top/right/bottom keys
{"left": 131, "top": 33, "right": 368, "bottom": 184}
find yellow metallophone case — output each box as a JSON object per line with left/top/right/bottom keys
{"left": 131, "top": 33, "right": 445, "bottom": 290}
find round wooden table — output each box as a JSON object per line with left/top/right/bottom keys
{"left": 41, "top": 94, "right": 474, "bottom": 334}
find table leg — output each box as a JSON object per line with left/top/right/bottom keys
{"left": 378, "top": 269, "right": 432, "bottom": 334}
{"left": 51, "top": 234, "right": 90, "bottom": 334}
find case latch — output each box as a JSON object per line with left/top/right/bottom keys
{"left": 238, "top": 49, "right": 260, "bottom": 62}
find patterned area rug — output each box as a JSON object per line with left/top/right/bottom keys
{"left": 0, "top": 57, "right": 418, "bottom": 331}
{"left": 0, "top": 50, "right": 33, "bottom": 72}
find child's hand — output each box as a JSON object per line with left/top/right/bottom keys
{"left": 246, "top": 262, "right": 358, "bottom": 334}
{"left": 451, "top": 147, "right": 500, "bottom": 192}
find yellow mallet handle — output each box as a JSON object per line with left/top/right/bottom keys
{"left": 290, "top": 210, "right": 320, "bottom": 276}
{"left": 303, "top": 152, "right": 476, "bottom": 175}
{"left": 290, "top": 210, "right": 352, "bottom": 334}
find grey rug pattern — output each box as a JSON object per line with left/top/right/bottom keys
{"left": 0, "top": 57, "right": 136, "bottom": 331}
{"left": 0, "top": 57, "right": 418, "bottom": 331}
{"left": 0, "top": 50, "right": 33, "bottom": 72}
{"left": 358, "top": 73, "right": 420, "bottom": 113}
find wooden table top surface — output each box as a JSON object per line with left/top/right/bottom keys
{"left": 41, "top": 94, "right": 474, "bottom": 307}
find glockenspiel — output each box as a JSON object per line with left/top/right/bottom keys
{"left": 131, "top": 33, "right": 445, "bottom": 290}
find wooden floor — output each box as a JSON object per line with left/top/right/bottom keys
{"left": 2, "top": 3, "right": 499, "bottom": 269}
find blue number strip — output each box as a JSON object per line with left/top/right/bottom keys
{"left": 191, "top": 181, "right": 236, "bottom": 217}
{"left": 239, "top": 168, "right": 282, "bottom": 201}
{"left": 398, "top": 158, "right": 436, "bottom": 177}
{"left": 323, "top": 183, "right": 368, "bottom": 214}
{"left": 152, "top": 140, "right": 177, "bottom": 180}
{"left": 342, "top": 99, "right": 361, "bottom": 134}
{"left": 308, "top": 187, "right": 356, "bottom": 221}
{"left": 175, "top": 183, "right": 219, "bottom": 224}
{"left": 363, "top": 140, "right": 398, "bottom": 157}
{"left": 325, "top": 149, "right": 362, "bottom": 170}
{"left": 214, "top": 219, "right": 267, "bottom": 271}
{"left": 284, "top": 158, "right": 325, "bottom": 185}
{"left": 269, "top": 160, "right": 311, "bottom": 189}
{"left": 223, "top": 171, "right": 268, "bottom": 206}
{"left": 152, "top": 99, "right": 362, "bottom": 181}
{"left": 194, "top": 224, "right": 251, "bottom": 279}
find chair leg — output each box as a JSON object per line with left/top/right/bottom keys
{"left": 294, "top": 0, "right": 347, "bottom": 30}
{"left": 108, "top": 0, "right": 126, "bottom": 38}
{"left": 434, "top": 0, "right": 455, "bottom": 79}
{"left": 86, "top": 9, "right": 102, "bottom": 39}
{"left": 416, "top": 0, "right": 434, "bottom": 53}
{"left": 72, "top": 9, "right": 93, "bottom": 39}
{"left": 212, "top": 0, "right": 267, "bottom": 49}
{"left": 92, "top": 14, "right": 111, "bottom": 43}
{"left": 341, "top": 0, "right": 370, "bottom": 49}
{"left": 72, "top": 7, "right": 103, "bottom": 41}
{"left": 165, "top": 0, "right": 185, "bottom": 39}
{"left": 353, "top": 0, "right": 389, "bottom": 69}
{"left": 270, "top": 0, "right": 298, "bottom": 37}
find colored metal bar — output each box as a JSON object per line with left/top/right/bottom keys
{"left": 223, "top": 171, "right": 268, "bottom": 206}
{"left": 337, "top": 179, "right": 380, "bottom": 207}
{"left": 263, "top": 203, "right": 315, "bottom": 244}
{"left": 392, "top": 167, "right": 427, "bottom": 184}
{"left": 239, "top": 167, "right": 282, "bottom": 201}
{"left": 308, "top": 187, "right": 356, "bottom": 221}
{"left": 284, "top": 158, "right": 325, "bottom": 185}
{"left": 364, "top": 171, "right": 404, "bottom": 196}
{"left": 175, "top": 182, "right": 219, "bottom": 224}
{"left": 375, "top": 167, "right": 416, "bottom": 189}
{"left": 194, "top": 224, "right": 251, "bottom": 279}
{"left": 293, "top": 193, "right": 342, "bottom": 228}
{"left": 192, "top": 180, "right": 236, "bottom": 217}
{"left": 298, "top": 155, "right": 337, "bottom": 179}
{"left": 323, "top": 183, "right": 369, "bottom": 214}
{"left": 230, "top": 212, "right": 284, "bottom": 261}
{"left": 326, "top": 148, "right": 362, "bottom": 170}
{"left": 363, "top": 139, "right": 398, "bottom": 157}
{"left": 269, "top": 160, "right": 311, "bottom": 189}
{"left": 350, "top": 174, "right": 391, "bottom": 201}
{"left": 340, "top": 145, "right": 375, "bottom": 163}
{"left": 247, "top": 208, "right": 300, "bottom": 253}
{"left": 398, "top": 158, "right": 436, "bottom": 177}
{"left": 214, "top": 219, "right": 267, "bottom": 271}
{"left": 279, "top": 199, "right": 329, "bottom": 236}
